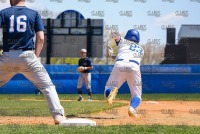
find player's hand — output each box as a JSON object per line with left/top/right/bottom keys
{"left": 111, "top": 30, "right": 120, "bottom": 41}
{"left": 77, "top": 66, "right": 84, "bottom": 72}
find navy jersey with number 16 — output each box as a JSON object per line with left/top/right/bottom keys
{"left": 0, "top": 6, "right": 44, "bottom": 51}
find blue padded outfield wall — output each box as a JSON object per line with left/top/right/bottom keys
{"left": 0, "top": 65, "right": 200, "bottom": 94}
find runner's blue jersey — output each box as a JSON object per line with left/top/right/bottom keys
{"left": 0, "top": 6, "right": 44, "bottom": 51}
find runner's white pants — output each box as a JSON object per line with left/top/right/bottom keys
{"left": 105, "top": 61, "right": 142, "bottom": 98}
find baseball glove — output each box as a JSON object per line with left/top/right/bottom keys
{"left": 77, "top": 66, "right": 84, "bottom": 72}
{"left": 107, "top": 45, "right": 113, "bottom": 57}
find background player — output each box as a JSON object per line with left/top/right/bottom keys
{"left": 104, "top": 29, "right": 144, "bottom": 118}
{"left": 77, "top": 49, "right": 93, "bottom": 101}
{"left": 0, "top": 0, "right": 66, "bottom": 124}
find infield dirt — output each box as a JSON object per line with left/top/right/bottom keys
{"left": 0, "top": 101, "right": 199, "bottom": 126}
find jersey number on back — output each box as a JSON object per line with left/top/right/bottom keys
{"left": 129, "top": 44, "right": 143, "bottom": 54}
{"left": 9, "top": 15, "right": 27, "bottom": 33}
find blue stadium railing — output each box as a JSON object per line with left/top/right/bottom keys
{"left": 0, "top": 65, "right": 200, "bottom": 94}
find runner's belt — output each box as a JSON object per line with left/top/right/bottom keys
{"left": 116, "top": 59, "right": 139, "bottom": 65}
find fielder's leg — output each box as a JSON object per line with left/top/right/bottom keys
{"left": 0, "top": 69, "right": 16, "bottom": 87}
{"left": 77, "top": 73, "right": 84, "bottom": 101}
{"left": 0, "top": 53, "right": 16, "bottom": 88}
{"left": 20, "top": 51, "right": 66, "bottom": 124}
{"left": 87, "top": 88, "right": 92, "bottom": 101}
{"left": 85, "top": 73, "right": 92, "bottom": 101}
{"left": 127, "top": 69, "right": 142, "bottom": 118}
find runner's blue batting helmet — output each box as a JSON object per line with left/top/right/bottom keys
{"left": 125, "top": 29, "right": 140, "bottom": 43}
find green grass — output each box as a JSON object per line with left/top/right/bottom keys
{"left": 0, "top": 124, "right": 199, "bottom": 134}
{"left": 0, "top": 94, "right": 199, "bottom": 133}
{"left": 0, "top": 99, "right": 126, "bottom": 116}
{"left": 0, "top": 94, "right": 198, "bottom": 117}
{"left": 0, "top": 93, "right": 199, "bottom": 101}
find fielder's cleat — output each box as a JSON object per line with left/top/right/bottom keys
{"left": 77, "top": 96, "right": 84, "bottom": 101}
{"left": 54, "top": 115, "right": 67, "bottom": 124}
{"left": 87, "top": 96, "right": 92, "bottom": 101}
{"left": 128, "top": 106, "right": 141, "bottom": 119}
{"left": 87, "top": 98, "right": 92, "bottom": 102}
{"left": 107, "top": 87, "right": 118, "bottom": 106}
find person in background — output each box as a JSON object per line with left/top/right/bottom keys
{"left": 76, "top": 49, "right": 93, "bottom": 101}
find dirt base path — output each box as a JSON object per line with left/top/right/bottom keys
{"left": 0, "top": 101, "right": 199, "bottom": 126}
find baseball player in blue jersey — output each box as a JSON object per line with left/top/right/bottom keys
{"left": 105, "top": 29, "right": 144, "bottom": 119}
{"left": 0, "top": 0, "right": 66, "bottom": 124}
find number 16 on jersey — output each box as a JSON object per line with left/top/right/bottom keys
{"left": 9, "top": 15, "right": 27, "bottom": 33}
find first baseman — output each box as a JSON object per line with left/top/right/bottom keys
{"left": 77, "top": 49, "right": 93, "bottom": 101}
{"left": 105, "top": 29, "right": 144, "bottom": 118}
{"left": 0, "top": 0, "right": 66, "bottom": 124}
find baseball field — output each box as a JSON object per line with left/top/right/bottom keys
{"left": 0, "top": 94, "right": 200, "bottom": 134}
